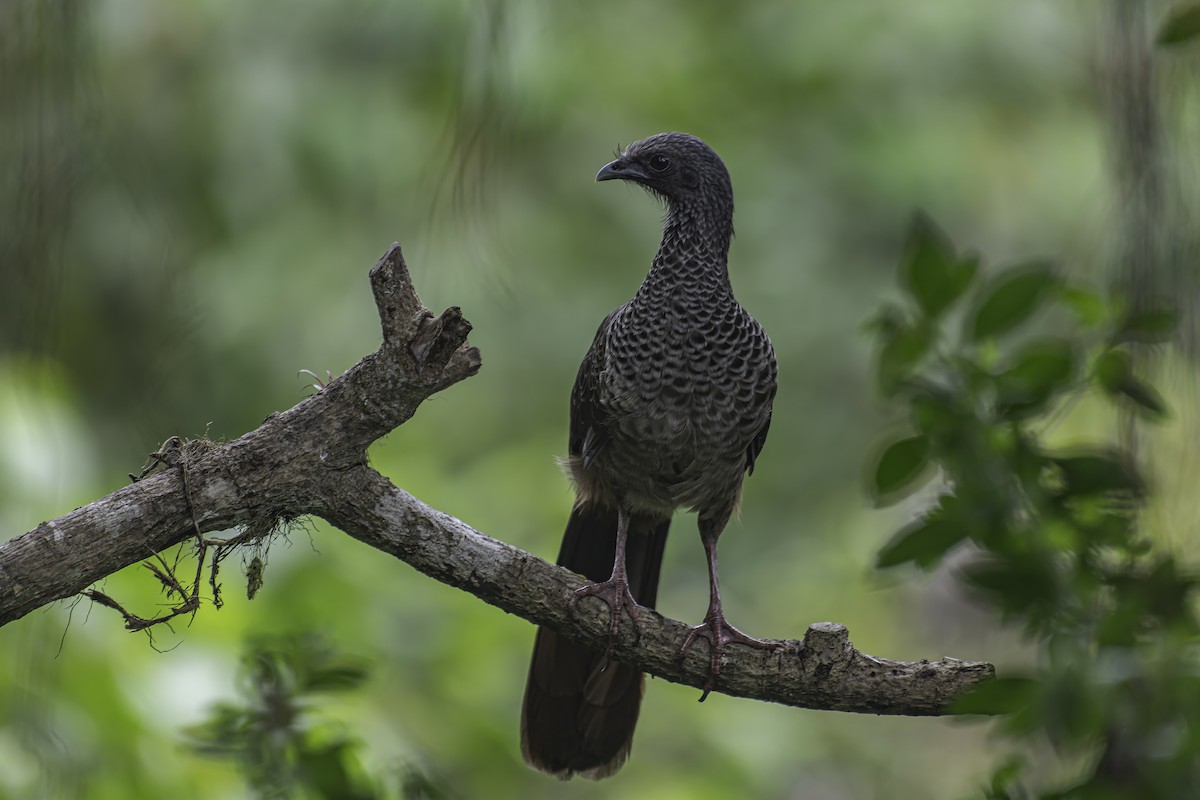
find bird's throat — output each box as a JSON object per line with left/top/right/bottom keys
{"left": 638, "top": 204, "right": 733, "bottom": 296}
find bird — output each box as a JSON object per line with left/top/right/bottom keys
{"left": 519, "top": 132, "right": 778, "bottom": 780}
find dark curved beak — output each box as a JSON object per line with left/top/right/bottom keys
{"left": 596, "top": 158, "right": 647, "bottom": 183}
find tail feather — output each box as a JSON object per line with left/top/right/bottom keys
{"left": 520, "top": 505, "right": 669, "bottom": 779}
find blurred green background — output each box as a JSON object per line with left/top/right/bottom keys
{"left": 2, "top": 1, "right": 1195, "bottom": 798}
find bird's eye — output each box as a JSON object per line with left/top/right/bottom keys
{"left": 647, "top": 155, "right": 671, "bottom": 173}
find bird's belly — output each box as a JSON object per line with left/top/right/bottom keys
{"left": 593, "top": 396, "right": 747, "bottom": 515}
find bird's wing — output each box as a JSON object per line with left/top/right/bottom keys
{"left": 746, "top": 409, "right": 772, "bottom": 476}
{"left": 569, "top": 309, "right": 619, "bottom": 466}
{"left": 745, "top": 341, "right": 777, "bottom": 476}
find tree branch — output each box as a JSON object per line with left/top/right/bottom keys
{"left": 0, "top": 243, "right": 994, "bottom": 715}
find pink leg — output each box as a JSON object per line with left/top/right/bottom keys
{"left": 680, "top": 531, "right": 778, "bottom": 700}
{"left": 569, "top": 507, "right": 641, "bottom": 656}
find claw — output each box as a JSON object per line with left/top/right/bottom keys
{"left": 570, "top": 578, "right": 642, "bottom": 658}
{"left": 680, "top": 613, "right": 778, "bottom": 701}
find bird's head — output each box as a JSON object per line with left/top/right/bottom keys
{"left": 596, "top": 132, "right": 733, "bottom": 218}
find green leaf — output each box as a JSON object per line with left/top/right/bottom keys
{"left": 994, "top": 339, "right": 1078, "bottom": 420}
{"left": 863, "top": 302, "right": 905, "bottom": 336}
{"left": 963, "top": 553, "right": 1062, "bottom": 616}
{"left": 909, "top": 386, "right": 965, "bottom": 438}
{"left": 877, "top": 513, "right": 968, "bottom": 569}
{"left": 900, "top": 212, "right": 977, "bottom": 319}
{"left": 1094, "top": 348, "right": 1131, "bottom": 391}
{"left": 1157, "top": 4, "right": 1200, "bottom": 46}
{"left": 985, "top": 757, "right": 1028, "bottom": 797}
{"left": 968, "top": 263, "right": 1057, "bottom": 341}
{"left": 1118, "top": 377, "right": 1169, "bottom": 418}
{"left": 876, "top": 319, "right": 932, "bottom": 397}
{"left": 1040, "top": 667, "right": 1106, "bottom": 746}
{"left": 300, "top": 741, "right": 366, "bottom": 800}
{"left": 1094, "top": 349, "right": 1170, "bottom": 419}
{"left": 1059, "top": 286, "right": 1109, "bottom": 327}
{"left": 870, "top": 434, "right": 932, "bottom": 503}
{"left": 1116, "top": 308, "right": 1176, "bottom": 343}
{"left": 952, "top": 676, "right": 1038, "bottom": 716}
{"left": 1050, "top": 452, "right": 1144, "bottom": 497}
{"left": 304, "top": 665, "right": 369, "bottom": 692}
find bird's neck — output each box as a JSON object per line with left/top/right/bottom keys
{"left": 637, "top": 203, "right": 733, "bottom": 299}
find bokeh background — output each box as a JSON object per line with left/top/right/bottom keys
{"left": 3, "top": 1, "right": 1197, "bottom": 798}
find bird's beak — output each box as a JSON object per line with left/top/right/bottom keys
{"left": 596, "top": 158, "right": 647, "bottom": 183}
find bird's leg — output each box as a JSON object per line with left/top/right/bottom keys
{"left": 680, "top": 526, "right": 778, "bottom": 701}
{"left": 569, "top": 506, "right": 641, "bottom": 656}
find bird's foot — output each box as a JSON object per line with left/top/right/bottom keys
{"left": 570, "top": 578, "right": 641, "bottom": 657}
{"left": 680, "top": 613, "right": 779, "bottom": 701}
{"left": 299, "top": 369, "right": 334, "bottom": 393}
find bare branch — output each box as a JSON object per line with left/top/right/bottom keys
{"left": 0, "top": 243, "right": 993, "bottom": 716}
{"left": 323, "top": 468, "right": 994, "bottom": 715}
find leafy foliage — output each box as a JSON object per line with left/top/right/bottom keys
{"left": 967, "top": 263, "right": 1057, "bottom": 342}
{"left": 871, "top": 215, "right": 1198, "bottom": 798}
{"left": 187, "top": 634, "right": 381, "bottom": 800}
{"left": 1157, "top": 4, "right": 1200, "bottom": 46}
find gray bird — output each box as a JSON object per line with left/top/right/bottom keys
{"left": 521, "top": 132, "right": 778, "bottom": 780}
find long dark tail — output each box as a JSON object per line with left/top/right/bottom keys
{"left": 520, "top": 504, "right": 670, "bottom": 780}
